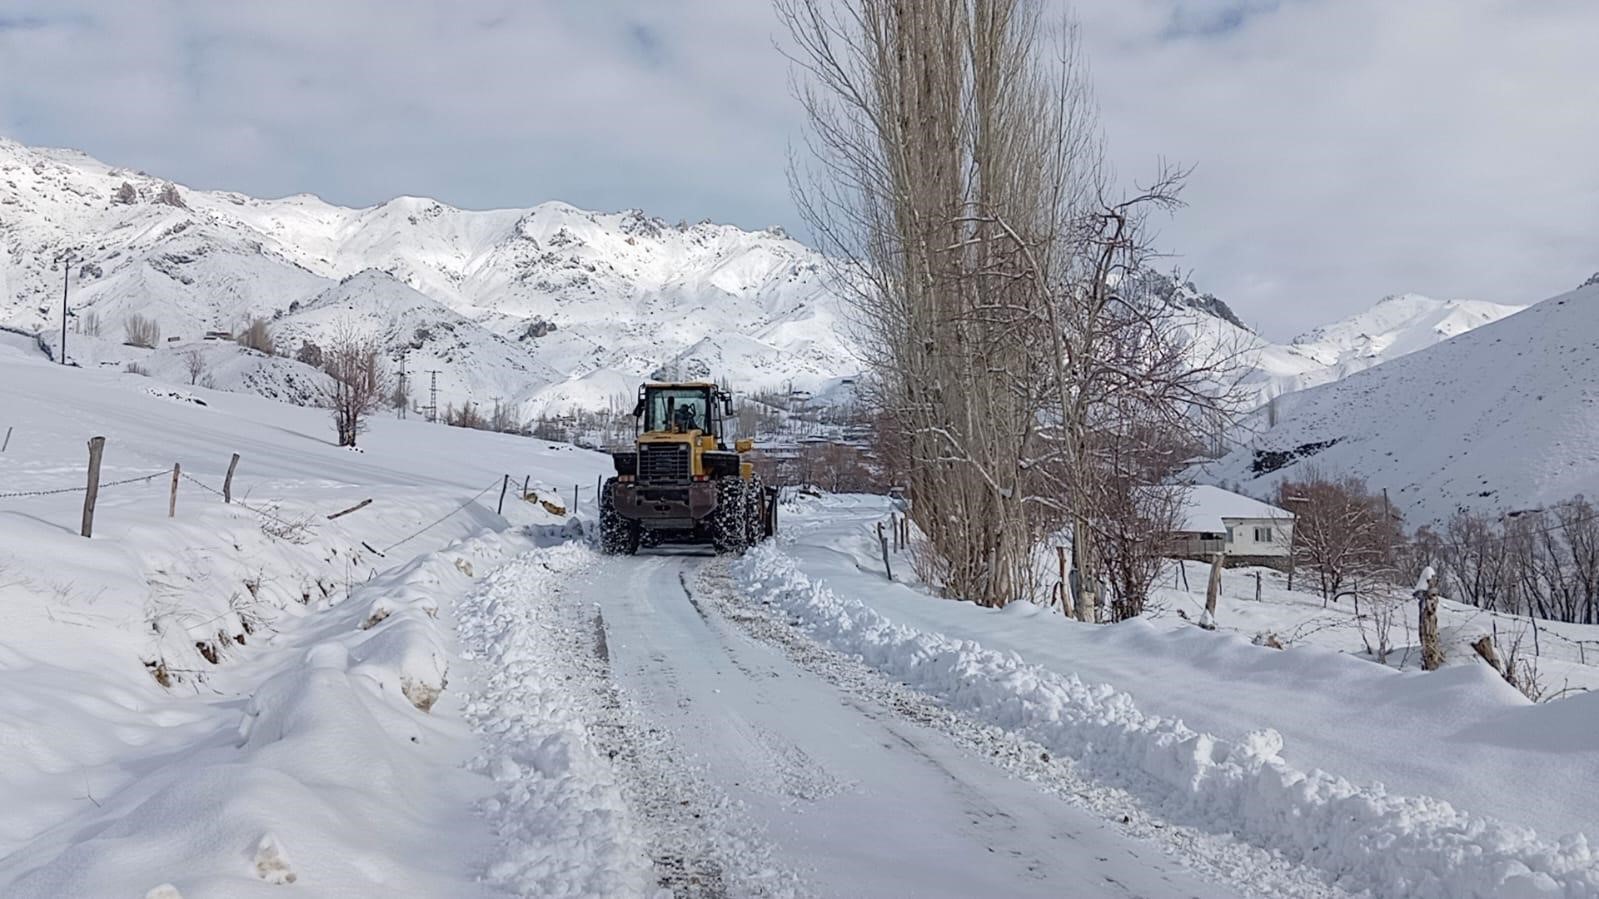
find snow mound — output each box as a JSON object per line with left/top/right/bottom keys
{"left": 733, "top": 543, "right": 1599, "bottom": 899}
{"left": 455, "top": 542, "right": 652, "bottom": 898}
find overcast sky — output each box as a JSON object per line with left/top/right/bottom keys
{"left": 1, "top": 0, "right": 1594, "bottom": 338}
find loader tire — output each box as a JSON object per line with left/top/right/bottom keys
{"left": 744, "top": 476, "right": 766, "bottom": 546}
{"left": 712, "top": 478, "right": 748, "bottom": 555}
{"left": 599, "top": 478, "right": 639, "bottom": 555}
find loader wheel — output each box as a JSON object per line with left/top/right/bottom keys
{"left": 712, "top": 478, "right": 748, "bottom": 555}
{"left": 599, "top": 478, "right": 639, "bottom": 555}
{"left": 744, "top": 476, "right": 766, "bottom": 546}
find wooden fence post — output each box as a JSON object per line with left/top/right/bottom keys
{"left": 1419, "top": 573, "right": 1442, "bottom": 671}
{"left": 1056, "top": 545, "right": 1074, "bottom": 617}
{"left": 1255, "top": 571, "right": 1262, "bottom": 602}
{"left": 572, "top": 483, "right": 578, "bottom": 511}
{"left": 327, "top": 498, "right": 373, "bottom": 520}
{"left": 2, "top": 425, "right": 11, "bottom": 453}
{"left": 169, "top": 463, "right": 180, "bottom": 518}
{"left": 522, "top": 475, "right": 530, "bottom": 500}
{"left": 1201, "top": 552, "right": 1224, "bottom": 629}
{"left": 223, "top": 453, "right": 240, "bottom": 503}
{"left": 876, "top": 521, "right": 893, "bottom": 581}
{"left": 81, "top": 436, "right": 106, "bottom": 538}
{"left": 497, "top": 474, "right": 510, "bottom": 515}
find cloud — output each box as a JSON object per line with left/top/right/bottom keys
{"left": 0, "top": 0, "right": 1593, "bottom": 337}
{"left": 1076, "top": 0, "right": 1599, "bottom": 335}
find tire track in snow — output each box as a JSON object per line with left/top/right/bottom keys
{"left": 691, "top": 559, "right": 1350, "bottom": 899}
{"left": 563, "top": 554, "right": 803, "bottom": 899}
{"left": 585, "top": 603, "right": 732, "bottom": 899}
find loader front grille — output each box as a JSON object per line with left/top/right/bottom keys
{"left": 638, "top": 444, "right": 691, "bottom": 484}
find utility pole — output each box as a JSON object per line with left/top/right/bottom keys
{"left": 58, "top": 249, "right": 77, "bottom": 366}
{"left": 396, "top": 354, "right": 408, "bottom": 419}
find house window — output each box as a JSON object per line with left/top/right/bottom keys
{"left": 1254, "top": 526, "right": 1274, "bottom": 543}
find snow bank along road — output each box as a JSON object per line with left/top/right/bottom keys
{"left": 464, "top": 539, "right": 1353, "bottom": 899}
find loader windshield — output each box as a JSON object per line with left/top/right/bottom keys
{"left": 644, "top": 387, "right": 712, "bottom": 434}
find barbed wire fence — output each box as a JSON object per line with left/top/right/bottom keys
{"left": 0, "top": 434, "right": 573, "bottom": 561}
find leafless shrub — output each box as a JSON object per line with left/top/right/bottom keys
{"left": 1354, "top": 591, "right": 1402, "bottom": 664}
{"left": 124, "top": 314, "right": 161, "bottom": 348}
{"left": 124, "top": 361, "right": 149, "bottom": 376}
{"left": 77, "top": 311, "right": 102, "bottom": 336}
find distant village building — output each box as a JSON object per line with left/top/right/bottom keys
{"left": 1166, "top": 485, "right": 1294, "bottom": 567}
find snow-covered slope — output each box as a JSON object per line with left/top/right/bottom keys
{"left": 1145, "top": 275, "right": 1524, "bottom": 411}
{"left": 1285, "top": 293, "right": 1526, "bottom": 384}
{"left": 1200, "top": 282, "right": 1599, "bottom": 524}
{"left": 0, "top": 138, "right": 853, "bottom": 417}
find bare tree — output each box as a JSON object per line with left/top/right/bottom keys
{"left": 489, "top": 398, "right": 520, "bottom": 434}
{"left": 1277, "top": 470, "right": 1400, "bottom": 602}
{"left": 124, "top": 314, "right": 161, "bottom": 348}
{"left": 780, "top": 0, "right": 1243, "bottom": 610}
{"left": 236, "top": 318, "right": 275, "bottom": 355}
{"left": 321, "top": 326, "right": 390, "bottom": 448}
{"left": 184, "top": 348, "right": 207, "bottom": 385}
{"left": 77, "top": 311, "right": 102, "bottom": 337}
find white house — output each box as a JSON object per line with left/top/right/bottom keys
{"left": 1167, "top": 485, "right": 1294, "bottom": 565}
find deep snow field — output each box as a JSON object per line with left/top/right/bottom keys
{"left": 0, "top": 335, "right": 609, "bottom": 896}
{"left": 4, "top": 331, "right": 1598, "bottom": 898}
{"left": 742, "top": 495, "right": 1599, "bottom": 897}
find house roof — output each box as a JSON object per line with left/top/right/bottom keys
{"left": 1174, "top": 484, "right": 1293, "bottom": 532}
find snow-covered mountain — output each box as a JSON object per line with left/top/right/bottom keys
{"left": 1140, "top": 273, "right": 1524, "bottom": 411}
{"left": 0, "top": 137, "right": 1522, "bottom": 422}
{"left": 0, "top": 138, "right": 854, "bottom": 417}
{"left": 1199, "top": 280, "right": 1599, "bottom": 525}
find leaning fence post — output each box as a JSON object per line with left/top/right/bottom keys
{"left": 223, "top": 453, "right": 240, "bottom": 503}
{"left": 497, "top": 474, "right": 510, "bottom": 515}
{"left": 2, "top": 425, "right": 11, "bottom": 453}
{"left": 522, "top": 475, "right": 530, "bottom": 500}
{"left": 876, "top": 521, "right": 893, "bottom": 581}
{"left": 81, "top": 436, "right": 106, "bottom": 538}
{"left": 169, "top": 463, "right": 180, "bottom": 518}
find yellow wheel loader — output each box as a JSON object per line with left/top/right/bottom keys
{"left": 599, "top": 381, "right": 776, "bottom": 555}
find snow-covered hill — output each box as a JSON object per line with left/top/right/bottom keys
{"left": 0, "top": 138, "right": 854, "bottom": 417}
{"left": 1199, "top": 281, "right": 1599, "bottom": 524}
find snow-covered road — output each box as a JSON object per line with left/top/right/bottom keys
{"left": 516, "top": 546, "right": 1318, "bottom": 898}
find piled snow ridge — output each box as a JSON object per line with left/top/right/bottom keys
{"left": 0, "top": 530, "right": 520, "bottom": 897}
{"left": 455, "top": 539, "right": 652, "bottom": 898}
{"left": 733, "top": 544, "right": 1599, "bottom": 899}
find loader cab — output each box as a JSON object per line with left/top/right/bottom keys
{"left": 633, "top": 382, "right": 733, "bottom": 446}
